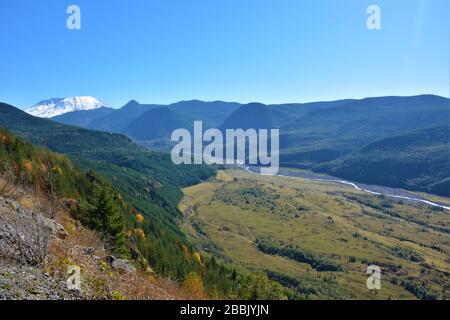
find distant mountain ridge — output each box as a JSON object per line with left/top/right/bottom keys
{"left": 315, "top": 126, "right": 450, "bottom": 196}
{"left": 87, "top": 100, "right": 166, "bottom": 132}
{"left": 26, "top": 96, "right": 106, "bottom": 118}
{"left": 125, "top": 107, "right": 193, "bottom": 141}
{"left": 46, "top": 94, "right": 450, "bottom": 196}
{"left": 52, "top": 107, "right": 115, "bottom": 129}
{"left": 51, "top": 99, "right": 241, "bottom": 137}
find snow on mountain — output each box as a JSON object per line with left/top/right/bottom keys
{"left": 25, "top": 96, "right": 107, "bottom": 118}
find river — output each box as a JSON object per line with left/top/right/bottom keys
{"left": 234, "top": 165, "right": 450, "bottom": 211}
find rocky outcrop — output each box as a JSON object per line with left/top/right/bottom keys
{"left": 111, "top": 258, "right": 136, "bottom": 274}
{"left": 0, "top": 196, "right": 180, "bottom": 300}
{"left": 0, "top": 260, "right": 80, "bottom": 300}
{"left": 0, "top": 196, "right": 81, "bottom": 300}
{"left": 42, "top": 218, "right": 68, "bottom": 240}
{"left": 0, "top": 197, "right": 67, "bottom": 265}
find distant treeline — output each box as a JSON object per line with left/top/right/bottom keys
{"left": 256, "top": 240, "right": 343, "bottom": 272}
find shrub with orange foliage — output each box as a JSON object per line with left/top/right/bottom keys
{"left": 39, "top": 163, "right": 47, "bottom": 173}
{"left": 135, "top": 213, "right": 144, "bottom": 223}
{"left": 134, "top": 228, "right": 145, "bottom": 238}
{"left": 182, "top": 272, "right": 205, "bottom": 299}
{"left": 1, "top": 133, "right": 7, "bottom": 144}
{"left": 23, "top": 160, "right": 33, "bottom": 174}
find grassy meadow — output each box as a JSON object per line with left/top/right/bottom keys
{"left": 179, "top": 169, "right": 450, "bottom": 300}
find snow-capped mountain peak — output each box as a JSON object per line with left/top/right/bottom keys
{"left": 25, "top": 96, "right": 107, "bottom": 118}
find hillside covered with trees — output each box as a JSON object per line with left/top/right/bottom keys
{"left": 0, "top": 113, "right": 287, "bottom": 299}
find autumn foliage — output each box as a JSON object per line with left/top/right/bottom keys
{"left": 182, "top": 272, "right": 205, "bottom": 299}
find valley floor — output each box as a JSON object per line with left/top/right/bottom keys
{"left": 179, "top": 169, "right": 450, "bottom": 300}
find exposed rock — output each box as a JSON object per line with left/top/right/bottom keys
{"left": 83, "top": 247, "right": 95, "bottom": 256}
{"left": 0, "top": 196, "right": 69, "bottom": 265}
{"left": 42, "top": 218, "right": 68, "bottom": 240}
{"left": 0, "top": 194, "right": 180, "bottom": 300}
{"left": 0, "top": 198, "right": 50, "bottom": 265}
{"left": 105, "top": 255, "right": 117, "bottom": 264}
{"left": 0, "top": 260, "right": 81, "bottom": 300}
{"left": 111, "top": 259, "right": 136, "bottom": 274}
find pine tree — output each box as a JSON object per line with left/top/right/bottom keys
{"left": 89, "top": 185, "right": 128, "bottom": 256}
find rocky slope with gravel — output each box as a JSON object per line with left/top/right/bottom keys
{"left": 0, "top": 195, "right": 181, "bottom": 300}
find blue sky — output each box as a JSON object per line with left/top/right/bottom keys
{"left": 0, "top": 0, "right": 448, "bottom": 109}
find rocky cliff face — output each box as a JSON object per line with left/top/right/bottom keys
{"left": 0, "top": 196, "right": 78, "bottom": 299}
{"left": 0, "top": 193, "right": 182, "bottom": 300}
{"left": 0, "top": 197, "right": 67, "bottom": 264}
